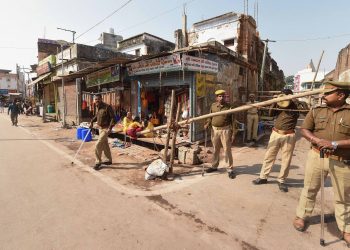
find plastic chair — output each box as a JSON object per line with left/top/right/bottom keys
{"left": 235, "top": 121, "right": 246, "bottom": 143}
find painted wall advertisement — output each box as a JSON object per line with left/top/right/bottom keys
{"left": 86, "top": 65, "right": 120, "bottom": 88}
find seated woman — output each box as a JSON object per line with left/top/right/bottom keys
{"left": 126, "top": 116, "right": 143, "bottom": 139}
{"left": 150, "top": 111, "right": 160, "bottom": 126}
{"left": 143, "top": 118, "right": 154, "bottom": 138}
{"left": 123, "top": 112, "right": 133, "bottom": 133}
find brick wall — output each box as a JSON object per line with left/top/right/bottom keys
{"left": 334, "top": 44, "right": 350, "bottom": 81}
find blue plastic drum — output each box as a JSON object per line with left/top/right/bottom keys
{"left": 76, "top": 127, "right": 85, "bottom": 140}
{"left": 81, "top": 129, "right": 92, "bottom": 142}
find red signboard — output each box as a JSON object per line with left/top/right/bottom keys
{"left": 36, "top": 62, "right": 51, "bottom": 76}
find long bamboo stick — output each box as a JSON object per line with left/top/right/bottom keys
{"left": 163, "top": 90, "right": 176, "bottom": 163}
{"left": 138, "top": 88, "right": 330, "bottom": 136}
{"left": 169, "top": 104, "right": 181, "bottom": 173}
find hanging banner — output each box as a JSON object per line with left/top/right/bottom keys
{"left": 127, "top": 53, "right": 181, "bottom": 76}
{"left": 86, "top": 65, "right": 120, "bottom": 88}
{"left": 182, "top": 55, "right": 218, "bottom": 73}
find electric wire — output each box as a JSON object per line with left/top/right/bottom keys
{"left": 116, "top": 0, "right": 197, "bottom": 33}
{"left": 275, "top": 33, "right": 350, "bottom": 42}
{"left": 75, "top": 0, "right": 133, "bottom": 40}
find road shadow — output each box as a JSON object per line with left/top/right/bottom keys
{"left": 304, "top": 214, "right": 343, "bottom": 246}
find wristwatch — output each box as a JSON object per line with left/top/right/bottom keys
{"left": 331, "top": 141, "right": 338, "bottom": 150}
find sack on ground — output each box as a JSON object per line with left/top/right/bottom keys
{"left": 145, "top": 159, "right": 169, "bottom": 180}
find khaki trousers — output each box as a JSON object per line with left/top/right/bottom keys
{"left": 247, "top": 113, "right": 259, "bottom": 141}
{"left": 95, "top": 129, "right": 112, "bottom": 164}
{"left": 259, "top": 130, "right": 296, "bottom": 183}
{"left": 296, "top": 149, "right": 350, "bottom": 233}
{"left": 211, "top": 126, "right": 233, "bottom": 169}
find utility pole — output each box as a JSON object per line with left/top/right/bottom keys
{"left": 259, "top": 39, "right": 276, "bottom": 94}
{"left": 22, "top": 66, "right": 32, "bottom": 99}
{"left": 57, "top": 27, "right": 75, "bottom": 128}
{"left": 61, "top": 44, "right": 66, "bottom": 127}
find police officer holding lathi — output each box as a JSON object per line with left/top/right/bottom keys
{"left": 204, "top": 89, "right": 236, "bottom": 179}
{"left": 293, "top": 81, "right": 350, "bottom": 246}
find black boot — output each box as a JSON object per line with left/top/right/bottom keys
{"left": 252, "top": 178, "right": 267, "bottom": 185}
{"left": 278, "top": 183, "right": 288, "bottom": 192}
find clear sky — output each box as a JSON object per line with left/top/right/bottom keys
{"left": 1, "top": 0, "right": 350, "bottom": 76}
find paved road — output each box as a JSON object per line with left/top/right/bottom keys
{"left": 0, "top": 113, "right": 348, "bottom": 249}
{"left": 0, "top": 114, "right": 241, "bottom": 249}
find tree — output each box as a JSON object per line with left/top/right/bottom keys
{"left": 284, "top": 75, "right": 294, "bottom": 89}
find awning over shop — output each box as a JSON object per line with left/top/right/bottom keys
{"left": 27, "top": 72, "right": 51, "bottom": 87}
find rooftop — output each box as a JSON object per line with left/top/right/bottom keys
{"left": 0, "top": 69, "right": 12, "bottom": 74}
{"left": 118, "top": 32, "right": 174, "bottom": 45}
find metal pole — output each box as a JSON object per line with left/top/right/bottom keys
{"left": 259, "top": 39, "right": 276, "bottom": 95}
{"left": 61, "top": 45, "right": 66, "bottom": 127}
{"left": 259, "top": 41, "right": 267, "bottom": 93}
{"left": 22, "top": 66, "right": 26, "bottom": 98}
{"left": 320, "top": 149, "right": 326, "bottom": 246}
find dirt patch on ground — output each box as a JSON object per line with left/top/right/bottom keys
{"left": 147, "top": 194, "right": 228, "bottom": 235}
{"left": 15, "top": 115, "right": 238, "bottom": 190}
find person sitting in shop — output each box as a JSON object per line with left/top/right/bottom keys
{"left": 126, "top": 116, "right": 143, "bottom": 139}
{"left": 150, "top": 111, "right": 160, "bottom": 126}
{"left": 123, "top": 112, "right": 133, "bottom": 133}
{"left": 143, "top": 117, "right": 154, "bottom": 138}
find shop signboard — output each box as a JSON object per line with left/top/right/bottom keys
{"left": 182, "top": 55, "right": 218, "bottom": 74}
{"left": 38, "top": 55, "right": 56, "bottom": 67}
{"left": 128, "top": 53, "right": 181, "bottom": 76}
{"left": 0, "top": 89, "right": 8, "bottom": 95}
{"left": 36, "top": 62, "right": 51, "bottom": 76}
{"left": 86, "top": 65, "right": 120, "bottom": 88}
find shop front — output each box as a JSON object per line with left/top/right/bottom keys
{"left": 127, "top": 53, "right": 221, "bottom": 142}
{"left": 83, "top": 64, "right": 130, "bottom": 122}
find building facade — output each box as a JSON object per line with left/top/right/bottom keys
{"left": 293, "top": 60, "right": 328, "bottom": 91}
{"left": 117, "top": 33, "right": 175, "bottom": 57}
{"left": 0, "top": 69, "right": 24, "bottom": 97}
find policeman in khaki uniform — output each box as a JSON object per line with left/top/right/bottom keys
{"left": 253, "top": 89, "right": 302, "bottom": 192}
{"left": 204, "top": 89, "right": 236, "bottom": 179}
{"left": 90, "top": 94, "right": 116, "bottom": 170}
{"left": 246, "top": 93, "right": 259, "bottom": 143}
{"left": 293, "top": 81, "right": 350, "bottom": 246}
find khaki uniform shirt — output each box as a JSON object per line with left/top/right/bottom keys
{"left": 270, "top": 101, "right": 300, "bottom": 131}
{"left": 92, "top": 102, "right": 115, "bottom": 129}
{"left": 246, "top": 101, "right": 258, "bottom": 115}
{"left": 301, "top": 103, "right": 350, "bottom": 159}
{"left": 206, "top": 102, "right": 234, "bottom": 128}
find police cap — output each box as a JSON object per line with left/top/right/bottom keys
{"left": 215, "top": 89, "right": 226, "bottom": 95}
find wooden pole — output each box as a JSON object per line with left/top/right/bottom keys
{"left": 169, "top": 104, "right": 181, "bottom": 173}
{"left": 138, "top": 88, "right": 331, "bottom": 136}
{"left": 308, "top": 50, "right": 324, "bottom": 106}
{"left": 163, "top": 90, "right": 176, "bottom": 163}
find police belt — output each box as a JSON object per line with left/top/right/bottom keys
{"left": 312, "top": 147, "right": 350, "bottom": 164}
{"left": 212, "top": 125, "right": 231, "bottom": 130}
{"left": 272, "top": 127, "right": 295, "bottom": 135}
